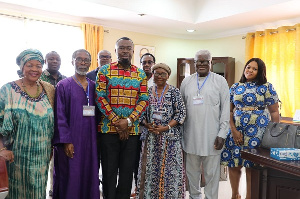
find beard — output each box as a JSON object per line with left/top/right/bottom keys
{"left": 118, "top": 58, "right": 131, "bottom": 68}
{"left": 75, "top": 68, "right": 88, "bottom": 76}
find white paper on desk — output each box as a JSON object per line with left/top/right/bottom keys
{"left": 293, "top": 109, "right": 300, "bottom": 121}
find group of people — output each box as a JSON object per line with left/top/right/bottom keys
{"left": 0, "top": 36, "right": 279, "bottom": 199}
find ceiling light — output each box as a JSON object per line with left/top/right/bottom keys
{"left": 186, "top": 29, "right": 195, "bottom": 33}
{"left": 138, "top": 14, "right": 146, "bottom": 16}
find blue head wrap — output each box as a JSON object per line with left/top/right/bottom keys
{"left": 16, "top": 49, "right": 44, "bottom": 71}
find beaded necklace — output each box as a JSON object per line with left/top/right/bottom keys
{"left": 21, "top": 79, "right": 40, "bottom": 98}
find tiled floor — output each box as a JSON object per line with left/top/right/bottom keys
{"left": 46, "top": 167, "right": 247, "bottom": 199}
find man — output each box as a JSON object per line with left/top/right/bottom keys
{"left": 180, "top": 49, "right": 230, "bottom": 199}
{"left": 87, "top": 49, "right": 112, "bottom": 81}
{"left": 40, "top": 51, "right": 67, "bottom": 197}
{"left": 140, "top": 52, "right": 155, "bottom": 87}
{"left": 40, "top": 51, "right": 66, "bottom": 86}
{"left": 53, "top": 49, "right": 100, "bottom": 199}
{"left": 131, "top": 52, "right": 156, "bottom": 197}
{"left": 95, "top": 37, "right": 149, "bottom": 199}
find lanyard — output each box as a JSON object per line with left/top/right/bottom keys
{"left": 196, "top": 72, "right": 210, "bottom": 96}
{"left": 155, "top": 84, "right": 167, "bottom": 106}
{"left": 74, "top": 75, "right": 90, "bottom": 106}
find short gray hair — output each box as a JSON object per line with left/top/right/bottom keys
{"left": 195, "top": 50, "right": 212, "bottom": 60}
{"left": 98, "top": 50, "right": 111, "bottom": 57}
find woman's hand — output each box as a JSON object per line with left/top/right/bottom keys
{"left": 0, "top": 149, "right": 14, "bottom": 163}
{"left": 154, "top": 125, "right": 169, "bottom": 134}
{"left": 147, "top": 124, "right": 169, "bottom": 135}
{"left": 232, "top": 129, "right": 243, "bottom": 146}
{"left": 64, "top": 143, "right": 74, "bottom": 158}
{"left": 144, "top": 122, "right": 156, "bottom": 133}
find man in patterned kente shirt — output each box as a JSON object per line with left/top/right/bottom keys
{"left": 95, "top": 37, "right": 149, "bottom": 199}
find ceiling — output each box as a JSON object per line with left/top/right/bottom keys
{"left": 1, "top": 0, "right": 300, "bottom": 40}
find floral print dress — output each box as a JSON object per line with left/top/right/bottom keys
{"left": 221, "top": 81, "right": 279, "bottom": 167}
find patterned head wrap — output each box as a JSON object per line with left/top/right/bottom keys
{"left": 16, "top": 49, "right": 44, "bottom": 71}
{"left": 151, "top": 63, "right": 171, "bottom": 76}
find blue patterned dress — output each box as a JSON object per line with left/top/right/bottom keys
{"left": 138, "top": 85, "right": 186, "bottom": 199}
{"left": 0, "top": 82, "right": 54, "bottom": 199}
{"left": 221, "top": 82, "right": 279, "bottom": 168}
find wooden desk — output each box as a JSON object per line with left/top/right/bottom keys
{"left": 241, "top": 148, "right": 300, "bottom": 199}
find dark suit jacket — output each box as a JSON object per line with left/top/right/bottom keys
{"left": 86, "top": 68, "right": 99, "bottom": 82}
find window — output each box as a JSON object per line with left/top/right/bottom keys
{"left": 0, "top": 15, "right": 84, "bottom": 87}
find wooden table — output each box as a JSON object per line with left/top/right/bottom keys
{"left": 241, "top": 148, "right": 300, "bottom": 199}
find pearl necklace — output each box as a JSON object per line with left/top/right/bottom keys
{"left": 21, "top": 79, "right": 40, "bottom": 98}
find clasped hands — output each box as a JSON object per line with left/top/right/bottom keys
{"left": 144, "top": 122, "right": 168, "bottom": 135}
{"left": 113, "top": 118, "right": 131, "bottom": 140}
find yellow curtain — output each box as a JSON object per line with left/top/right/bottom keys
{"left": 245, "top": 24, "right": 300, "bottom": 117}
{"left": 81, "top": 23, "right": 104, "bottom": 71}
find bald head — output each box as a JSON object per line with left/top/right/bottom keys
{"left": 98, "top": 50, "right": 112, "bottom": 67}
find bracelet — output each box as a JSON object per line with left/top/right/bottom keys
{"left": 0, "top": 147, "right": 7, "bottom": 152}
{"left": 127, "top": 117, "right": 133, "bottom": 127}
{"left": 167, "top": 125, "right": 172, "bottom": 130}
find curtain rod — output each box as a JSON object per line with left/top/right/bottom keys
{"left": 0, "top": 12, "right": 109, "bottom": 33}
{"left": 242, "top": 27, "right": 297, "bottom": 39}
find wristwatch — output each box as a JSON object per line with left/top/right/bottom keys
{"left": 127, "top": 118, "right": 132, "bottom": 127}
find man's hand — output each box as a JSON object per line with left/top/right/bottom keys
{"left": 214, "top": 136, "right": 225, "bottom": 150}
{"left": 114, "top": 119, "right": 130, "bottom": 140}
{"left": 64, "top": 143, "right": 74, "bottom": 158}
{"left": 114, "top": 119, "right": 129, "bottom": 131}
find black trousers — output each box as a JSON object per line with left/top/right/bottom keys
{"left": 134, "top": 137, "right": 142, "bottom": 187}
{"left": 100, "top": 134, "right": 139, "bottom": 199}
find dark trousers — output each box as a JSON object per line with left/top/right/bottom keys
{"left": 100, "top": 133, "right": 139, "bottom": 199}
{"left": 134, "top": 137, "right": 142, "bottom": 187}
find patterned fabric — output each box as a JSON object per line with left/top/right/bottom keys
{"left": 221, "top": 82, "right": 279, "bottom": 168}
{"left": 138, "top": 85, "right": 186, "bottom": 199}
{"left": 95, "top": 62, "right": 149, "bottom": 135}
{"left": 39, "top": 80, "right": 55, "bottom": 108}
{"left": 40, "top": 69, "right": 67, "bottom": 87}
{"left": 0, "top": 82, "right": 54, "bottom": 199}
{"left": 16, "top": 49, "right": 44, "bottom": 71}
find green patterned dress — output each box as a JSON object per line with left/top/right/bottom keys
{"left": 0, "top": 82, "right": 54, "bottom": 199}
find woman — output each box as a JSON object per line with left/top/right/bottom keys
{"left": 221, "top": 58, "right": 280, "bottom": 199}
{"left": 138, "top": 63, "right": 186, "bottom": 199}
{"left": 0, "top": 49, "right": 55, "bottom": 199}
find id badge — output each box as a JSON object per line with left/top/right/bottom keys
{"left": 152, "top": 108, "right": 165, "bottom": 121}
{"left": 83, "top": 105, "right": 95, "bottom": 116}
{"left": 193, "top": 96, "right": 204, "bottom": 105}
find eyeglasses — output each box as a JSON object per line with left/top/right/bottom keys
{"left": 141, "top": 60, "right": 154, "bottom": 65}
{"left": 99, "top": 55, "right": 111, "bottom": 59}
{"left": 118, "top": 46, "right": 133, "bottom": 51}
{"left": 74, "top": 57, "right": 91, "bottom": 64}
{"left": 194, "top": 60, "right": 210, "bottom": 65}
{"left": 154, "top": 72, "right": 168, "bottom": 77}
